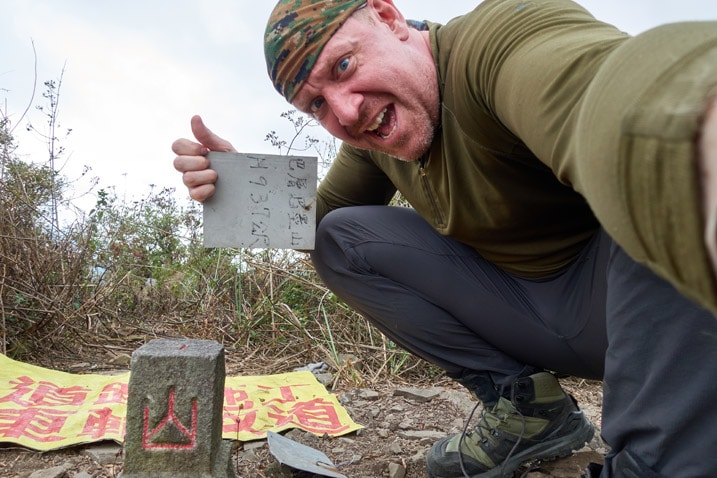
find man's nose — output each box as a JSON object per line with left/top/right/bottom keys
{"left": 326, "top": 89, "right": 362, "bottom": 130}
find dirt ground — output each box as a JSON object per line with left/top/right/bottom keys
{"left": 0, "top": 373, "right": 605, "bottom": 478}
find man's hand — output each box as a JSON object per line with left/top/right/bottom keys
{"left": 172, "top": 115, "right": 236, "bottom": 202}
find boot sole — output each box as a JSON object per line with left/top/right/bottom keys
{"left": 428, "top": 411, "right": 595, "bottom": 478}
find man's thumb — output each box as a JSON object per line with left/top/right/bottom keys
{"left": 190, "top": 115, "right": 235, "bottom": 152}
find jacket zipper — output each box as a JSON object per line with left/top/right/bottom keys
{"left": 418, "top": 157, "right": 446, "bottom": 228}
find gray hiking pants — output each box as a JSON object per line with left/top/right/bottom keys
{"left": 311, "top": 205, "right": 717, "bottom": 477}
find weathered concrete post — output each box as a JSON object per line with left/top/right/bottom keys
{"left": 120, "top": 339, "right": 235, "bottom": 478}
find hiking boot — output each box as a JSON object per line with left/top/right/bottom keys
{"left": 426, "top": 372, "right": 594, "bottom": 478}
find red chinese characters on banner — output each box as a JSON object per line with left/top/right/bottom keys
{"left": 0, "top": 375, "right": 128, "bottom": 444}
{"left": 0, "top": 376, "right": 89, "bottom": 407}
{"left": 222, "top": 383, "right": 348, "bottom": 436}
{"left": 223, "top": 386, "right": 256, "bottom": 435}
{"left": 94, "top": 382, "right": 128, "bottom": 406}
{"left": 79, "top": 407, "right": 126, "bottom": 440}
{"left": 0, "top": 376, "right": 91, "bottom": 443}
{"left": 0, "top": 407, "right": 72, "bottom": 442}
{"left": 0, "top": 362, "right": 357, "bottom": 449}
{"left": 267, "top": 397, "right": 350, "bottom": 435}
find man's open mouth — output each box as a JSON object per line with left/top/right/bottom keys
{"left": 366, "top": 105, "right": 397, "bottom": 139}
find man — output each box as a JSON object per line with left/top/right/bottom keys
{"left": 173, "top": 0, "right": 717, "bottom": 476}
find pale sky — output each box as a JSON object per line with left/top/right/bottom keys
{"left": 1, "top": 0, "right": 716, "bottom": 212}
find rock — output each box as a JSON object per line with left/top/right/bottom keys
{"left": 236, "top": 448, "right": 262, "bottom": 463}
{"left": 388, "top": 462, "right": 407, "bottom": 478}
{"left": 357, "top": 389, "right": 381, "bottom": 401}
{"left": 536, "top": 450, "right": 605, "bottom": 477}
{"left": 337, "top": 353, "right": 361, "bottom": 370}
{"left": 394, "top": 387, "right": 442, "bottom": 403}
{"left": 371, "top": 463, "right": 386, "bottom": 476}
{"left": 29, "top": 464, "right": 71, "bottom": 478}
{"left": 284, "top": 428, "right": 319, "bottom": 448}
{"left": 397, "top": 419, "right": 414, "bottom": 430}
{"left": 410, "top": 449, "right": 427, "bottom": 462}
{"left": 439, "top": 388, "right": 478, "bottom": 416}
{"left": 395, "top": 430, "right": 446, "bottom": 441}
{"left": 107, "top": 353, "right": 131, "bottom": 366}
{"left": 389, "top": 441, "right": 403, "bottom": 454}
{"left": 242, "top": 440, "right": 266, "bottom": 451}
{"left": 122, "top": 339, "right": 233, "bottom": 478}
{"left": 314, "top": 372, "right": 334, "bottom": 386}
{"left": 67, "top": 363, "right": 91, "bottom": 371}
{"left": 72, "top": 473, "right": 93, "bottom": 478}
{"left": 450, "top": 418, "right": 465, "bottom": 430}
{"left": 81, "top": 443, "right": 123, "bottom": 465}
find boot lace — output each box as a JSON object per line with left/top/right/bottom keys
{"left": 458, "top": 400, "right": 527, "bottom": 478}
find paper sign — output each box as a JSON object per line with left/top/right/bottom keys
{"left": 203, "top": 152, "right": 317, "bottom": 249}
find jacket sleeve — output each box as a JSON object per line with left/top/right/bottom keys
{"left": 455, "top": 0, "right": 717, "bottom": 312}
{"left": 315, "top": 143, "right": 398, "bottom": 224}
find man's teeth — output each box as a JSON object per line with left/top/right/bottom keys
{"left": 367, "top": 108, "right": 387, "bottom": 132}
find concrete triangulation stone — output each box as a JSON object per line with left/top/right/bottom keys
{"left": 120, "top": 338, "right": 236, "bottom": 478}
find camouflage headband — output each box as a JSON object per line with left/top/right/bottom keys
{"left": 264, "top": 0, "right": 367, "bottom": 103}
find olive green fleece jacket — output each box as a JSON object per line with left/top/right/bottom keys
{"left": 315, "top": 0, "right": 717, "bottom": 314}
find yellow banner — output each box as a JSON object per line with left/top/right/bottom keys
{"left": 0, "top": 354, "right": 361, "bottom": 451}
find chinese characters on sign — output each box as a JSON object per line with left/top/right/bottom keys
{"left": 203, "top": 152, "right": 318, "bottom": 249}
{"left": 223, "top": 384, "right": 351, "bottom": 438}
{"left": 0, "top": 355, "right": 360, "bottom": 451}
{"left": 0, "top": 375, "right": 127, "bottom": 445}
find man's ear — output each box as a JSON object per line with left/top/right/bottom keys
{"left": 367, "top": 0, "right": 410, "bottom": 40}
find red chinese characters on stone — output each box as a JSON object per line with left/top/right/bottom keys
{"left": 142, "top": 388, "right": 197, "bottom": 450}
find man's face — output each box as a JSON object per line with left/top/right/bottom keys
{"left": 291, "top": 6, "right": 440, "bottom": 161}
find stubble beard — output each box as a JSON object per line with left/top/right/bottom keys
{"left": 389, "top": 102, "right": 440, "bottom": 162}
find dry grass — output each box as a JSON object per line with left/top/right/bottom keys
{"left": 0, "top": 104, "right": 437, "bottom": 386}
{"left": 0, "top": 176, "right": 436, "bottom": 386}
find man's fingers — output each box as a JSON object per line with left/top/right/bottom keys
{"left": 171, "top": 138, "right": 208, "bottom": 156}
{"left": 184, "top": 169, "right": 218, "bottom": 202}
{"left": 188, "top": 184, "right": 216, "bottom": 203}
{"left": 173, "top": 154, "right": 210, "bottom": 173}
{"left": 172, "top": 115, "right": 232, "bottom": 204}
{"left": 190, "top": 115, "right": 236, "bottom": 152}
{"left": 182, "top": 169, "right": 218, "bottom": 188}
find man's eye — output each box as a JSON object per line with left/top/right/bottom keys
{"left": 310, "top": 97, "right": 325, "bottom": 114}
{"left": 337, "top": 57, "right": 350, "bottom": 73}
